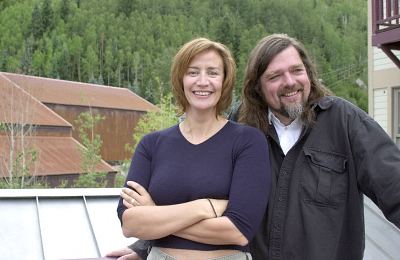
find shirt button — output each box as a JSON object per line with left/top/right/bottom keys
{"left": 273, "top": 224, "right": 281, "bottom": 230}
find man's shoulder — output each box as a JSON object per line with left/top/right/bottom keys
{"left": 317, "top": 96, "right": 364, "bottom": 114}
{"left": 314, "top": 96, "right": 373, "bottom": 129}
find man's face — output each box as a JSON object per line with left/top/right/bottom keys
{"left": 260, "top": 46, "right": 311, "bottom": 125}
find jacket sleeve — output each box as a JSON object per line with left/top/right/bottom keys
{"left": 351, "top": 114, "right": 400, "bottom": 228}
{"left": 128, "top": 240, "right": 151, "bottom": 259}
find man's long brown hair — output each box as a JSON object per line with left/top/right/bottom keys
{"left": 238, "top": 34, "right": 331, "bottom": 134}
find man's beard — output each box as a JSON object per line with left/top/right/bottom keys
{"left": 279, "top": 102, "right": 304, "bottom": 120}
{"left": 276, "top": 85, "right": 306, "bottom": 120}
{"left": 285, "top": 102, "right": 304, "bottom": 120}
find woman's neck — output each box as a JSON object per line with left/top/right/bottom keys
{"left": 179, "top": 111, "right": 227, "bottom": 145}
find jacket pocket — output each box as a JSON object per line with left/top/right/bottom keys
{"left": 301, "top": 147, "right": 348, "bottom": 207}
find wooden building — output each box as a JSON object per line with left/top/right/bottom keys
{"left": 1, "top": 72, "right": 158, "bottom": 163}
{"left": 0, "top": 73, "right": 116, "bottom": 187}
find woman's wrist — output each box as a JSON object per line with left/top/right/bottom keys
{"left": 207, "top": 198, "right": 218, "bottom": 218}
{"left": 193, "top": 199, "right": 217, "bottom": 219}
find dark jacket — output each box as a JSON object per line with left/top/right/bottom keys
{"left": 129, "top": 96, "right": 400, "bottom": 260}
{"left": 247, "top": 96, "right": 400, "bottom": 260}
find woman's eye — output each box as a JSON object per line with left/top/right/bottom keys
{"left": 208, "top": 71, "right": 219, "bottom": 77}
{"left": 187, "top": 71, "right": 198, "bottom": 76}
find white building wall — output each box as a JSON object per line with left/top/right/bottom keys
{"left": 373, "top": 88, "right": 388, "bottom": 133}
{"left": 373, "top": 48, "right": 400, "bottom": 71}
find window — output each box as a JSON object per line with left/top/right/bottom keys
{"left": 394, "top": 88, "right": 400, "bottom": 147}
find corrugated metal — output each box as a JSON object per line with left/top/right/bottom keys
{"left": 45, "top": 104, "right": 146, "bottom": 162}
{"left": 1, "top": 72, "right": 158, "bottom": 112}
{"left": 0, "top": 73, "right": 71, "bottom": 127}
{"left": 1, "top": 72, "right": 160, "bottom": 162}
{"left": 0, "top": 135, "right": 114, "bottom": 177}
{"left": 0, "top": 188, "right": 136, "bottom": 260}
{"left": 0, "top": 190, "right": 398, "bottom": 260}
{"left": 364, "top": 196, "right": 400, "bottom": 260}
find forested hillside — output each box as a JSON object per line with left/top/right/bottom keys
{"left": 0, "top": 0, "right": 368, "bottom": 109}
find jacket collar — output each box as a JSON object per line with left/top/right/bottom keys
{"left": 312, "top": 96, "right": 334, "bottom": 111}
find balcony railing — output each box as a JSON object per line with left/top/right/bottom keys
{"left": 372, "top": 0, "right": 400, "bottom": 33}
{"left": 372, "top": 0, "right": 400, "bottom": 68}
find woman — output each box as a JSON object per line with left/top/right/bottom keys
{"left": 117, "top": 38, "right": 271, "bottom": 260}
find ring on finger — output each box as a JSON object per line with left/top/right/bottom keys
{"left": 131, "top": 198, "right": 136, "bottom": 204}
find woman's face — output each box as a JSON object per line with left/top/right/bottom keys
{"left": 182, "top": 50, "right": 224, "bottom": 114}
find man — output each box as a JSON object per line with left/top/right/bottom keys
{"left": 107, "top": 34, "right": 400, "bottom": 260}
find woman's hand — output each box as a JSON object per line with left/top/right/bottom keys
{"left": 121, "top": 181, "right": 156, "bottom": 208}
{"left": 105, "top": 247, "right": 142, "bottom": 260}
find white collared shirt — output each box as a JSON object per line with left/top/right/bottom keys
{"left": 268, "top": 110, "right": 303, "bottom": 155}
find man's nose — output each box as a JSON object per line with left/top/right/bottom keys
{"left": 283, "top": 73, "right": 295, "bottom": 86}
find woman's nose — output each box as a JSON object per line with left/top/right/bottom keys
{"left": 197, "top": 73, "right": 209, "bottom": 86}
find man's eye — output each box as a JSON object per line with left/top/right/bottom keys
{"left": 293, "top": 67, "right": 305, "bottom": 74}
{"left": 268, "top": 75, "right": 279, "bottom": 81}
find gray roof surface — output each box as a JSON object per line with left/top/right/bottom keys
{"left": 363, "top": 196, "right": 400, "bottom": 260}
{"left": 0, "top": 188, "right": 136, "bottom": 260}
{"left": 0, "top": 189, "right": 399, "bottom": 260}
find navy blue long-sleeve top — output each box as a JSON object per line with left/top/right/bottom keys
{"left": 117, "top": 121, "right": 271, "bottom": 252}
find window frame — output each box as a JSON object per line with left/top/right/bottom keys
{"left": 393, "top": 88, "right": 400, "bottom": 147}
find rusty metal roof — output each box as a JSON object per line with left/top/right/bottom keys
{"left": 0, "top": 135, "right": 115, "bottom": 177}
{"left": 1, "top": 72, "right": 158, "bottom": 112}
{"left": 0, "top": 74, "right": 71, "bottom": 127}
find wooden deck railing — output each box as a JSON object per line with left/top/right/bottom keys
{"left": 372, "top": 0, "right": 400, "bottom": 68}
{"left": 372, "top": 0, "right": 400, "bottom": 33}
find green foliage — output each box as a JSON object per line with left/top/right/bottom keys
{"left": 121, "top": 93, "right": 178, "bottom": 183}
{"left": 13, "top": 148, "right": 38, "bottom": 186}
{"left": 0, "top": 177, "right": 48, "bottom": 189}
{"left": 72, "top": 172, "right": 108, "bottom": 188}
{"left": 0, "top": 147, "right": 43, "bottom": 189}
{"left": 115, "top": 172, "right": 126, "bottom": 187}
{"left": 75, "top": 109, "right": 105, "bottom": 175}
{"left": 30, "top": 0, "right": 54, "bottom": 39}
{"left": 60, "top": 0, "right": 71, "bottom": 21}
{"left": 0, "top": 121, "right": 40, "bottom": 188}
{"left": 126, "top": 92, "right": 178, "bottom": 154}
{"left": 0, "top": 0, "right": 368, "bottom": 109}
{"left": 71, "top": 109, "right": 111, "bottom": 188}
